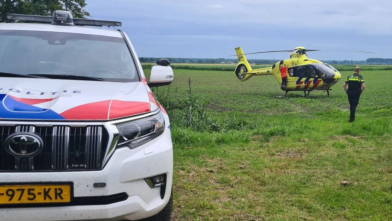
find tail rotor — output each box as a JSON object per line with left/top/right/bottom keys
{"left": 235, "top": 64, "right": 248, "bottom": 80}
{"left": 234, "top": 47, "right": 253, "bottom": 81}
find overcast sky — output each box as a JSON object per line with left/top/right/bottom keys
{"left": 86, "top": 0, "right": 392, "bottom": 60}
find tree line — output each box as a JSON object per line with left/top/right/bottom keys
{"left": 366, "top": 58, "right": 392, "bottom": 64}
{"left": 0, "top": 0, "right": 89, "bottom": 21}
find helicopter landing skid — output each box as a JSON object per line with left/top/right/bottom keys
{"left": 284, "top": 90, "right": 311, "bottom": 97}
{"left": 325, "top": 89, "right": 332, "bottom": 96}
{"left": 285, "top": 89, "right": 331, "bottom": 97}
{"left": 304, "top": 90, "right": 312, "bottom": 96}
{"left": 285, "top": 90, "right": 311, "bottom": 97}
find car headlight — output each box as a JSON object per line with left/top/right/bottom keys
{"left": 116, "top": 112, "right": 165, "bottom": 149}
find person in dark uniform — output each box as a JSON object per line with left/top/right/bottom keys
{"left": 343, "top": 66, "right": 366, "bottom": 122}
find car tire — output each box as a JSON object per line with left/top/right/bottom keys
{"left": 138, "top": 193, "right": 173, "bottom": 221}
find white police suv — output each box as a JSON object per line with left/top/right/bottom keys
{"left": 0, "top": 11, "right": 174, "bottom": 221}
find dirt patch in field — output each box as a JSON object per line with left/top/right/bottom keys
{"left": 275, "top": 149, "right": 308, "bottom": 158}
{"left": 205, "top": 157, "right": 228, "bottom": 172}
{"left": 251, "top": 135, "right": 264, "bottom": 141}
{"left": 209, "top": 176, "right": 219, "bottom": 186}
{"left": 268, "top": 136, "right": 282, "bottom": 143}
{"left": 238, "top": 161, "right": 250, "bottom": 170}
{"left": 329, "top": 135, "right": 365, "bottom": 140}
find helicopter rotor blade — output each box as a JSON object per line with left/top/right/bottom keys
{"left": 243, "top": 50, "right": 293, "bottom": 55}
{"left": 230, "top": 50, "right": 293, "bottom": 56}
{"left": 230, "top": 48, "right": 379, "bottom": 57}
{"left": 306, "top": 49, "right": 379, "bottom": 54}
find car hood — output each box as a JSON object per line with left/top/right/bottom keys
{"left": 0, "top": 78, "right": 158, "bottom": 121}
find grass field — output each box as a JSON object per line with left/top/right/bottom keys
{"left": 144, "top": 65, "right": 392, "bottom": 220}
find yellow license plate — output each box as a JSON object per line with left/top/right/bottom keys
{"left": 0, "top": 184, "right": 71, "bottom": 205}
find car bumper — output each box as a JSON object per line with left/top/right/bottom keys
{"left": 0, "top": 128, "right": 173, "bottom": 221}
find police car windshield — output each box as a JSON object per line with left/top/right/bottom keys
{"left": 0, "top": 30, "right": 138, "bottom": 82}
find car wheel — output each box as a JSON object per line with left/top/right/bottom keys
{"left": 138, "top": 193, "right": 173, "bottom": 221}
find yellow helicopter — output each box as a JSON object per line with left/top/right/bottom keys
{"left": 234, "top": 46, "right": 351, "bottom": 96}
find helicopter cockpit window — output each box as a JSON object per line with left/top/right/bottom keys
{"left": 288, "top": 68, "right": 294, "bottom": 77}
{"left": 295, "top": 66, "right": 307, "bottom": 78}
{"left": 324, "top": 63, "right": 339, "bottom": 73}
{"left": 312, "top": 63, "right": 335, "bottom": 78}
{"left": 308, "top": 66, "right": 318, "bottom": 78}
{"left": 291, "top": 65, "right": 321, "bottom": 78}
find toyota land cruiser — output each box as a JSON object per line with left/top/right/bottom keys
{"left": 0, "top": 11, "right": 174, "bottom": 221}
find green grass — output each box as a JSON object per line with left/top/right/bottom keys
{"left": 144, "top": 66, "right": 392, "bottom": 220}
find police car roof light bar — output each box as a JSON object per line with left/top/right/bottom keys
{"left": 73, "top": 19, "right": 122, "bottom": 27}
{"left": 7, "top": 14, "right": 53, "bottom": 24}
{"left": 6, "top": 12, "right": 122, "bottom": 27}
{"left": 52, "top": 10, "right": 74, "bottom": 26}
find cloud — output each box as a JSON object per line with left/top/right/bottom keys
{"left": 86, "top": 0, "right": 392, "bottom": 34}
{"left": 85, "top": 0, "right": 392, "bottom": 59}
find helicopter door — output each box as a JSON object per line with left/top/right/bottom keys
{"left": 294, "top": 66, "right": 307, "bottom": 78}
{"left": 304, "top": 65, "right": 317, "bottom": 90}
{"left": 291, "top": 65, "right": 316, "bottom": 90}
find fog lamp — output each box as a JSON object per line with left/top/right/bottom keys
{"left": 145, "top": 174, "right": 166, "bottom": 188}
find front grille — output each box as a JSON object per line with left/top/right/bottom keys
{"left": 0, "top": 125, "right": 109, "bottom": 172}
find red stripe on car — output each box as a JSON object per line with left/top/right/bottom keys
{"left": 60, "top": 100, "right": 111, "bottom": 120}
{"left": 9, "top": 95, "right": 57, "bottom": 105}
{"left": 109, "top": 100, "right": 150, "bottom": 120}
{"left": 149, "top": 92, "right": 158, "bottom": 106}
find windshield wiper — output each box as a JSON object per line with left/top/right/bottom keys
{"left": 28, "top": 74, "right": 105, "bottom": 81}
{"left": 0, "top": 72, "right": 47, "bottom": 78}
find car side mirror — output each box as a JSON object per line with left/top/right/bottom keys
{"left": 156, "top": 59, "right": 170, "bottom": 66}
{"left": 149, "top": 65, "right": 174, "bottom": 87}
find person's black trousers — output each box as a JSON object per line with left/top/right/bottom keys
{"left": 348, "top": 93, "right": 360, "bottom": 120}
{"left": 281, "top": 77, "right": 287, "bottom": 89}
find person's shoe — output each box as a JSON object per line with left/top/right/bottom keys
{"left": 349, "top": 118, "right": 355, "bottom": 122}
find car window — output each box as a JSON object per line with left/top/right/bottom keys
{"left": 0, "top": 30, "right": 139, "bottom": 82}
